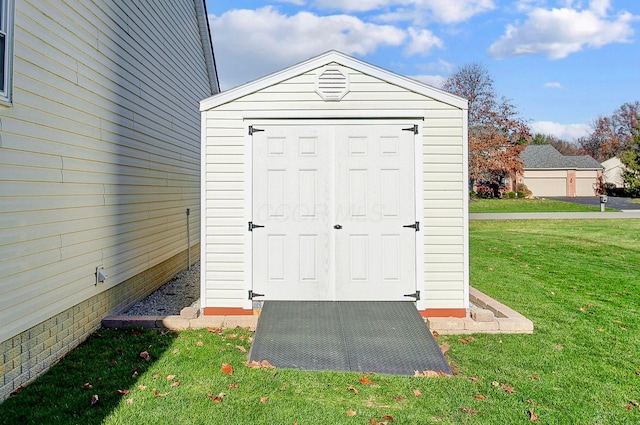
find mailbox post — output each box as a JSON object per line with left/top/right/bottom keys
{"left": 600, "top": 194, "right": 607, "bottom": 212}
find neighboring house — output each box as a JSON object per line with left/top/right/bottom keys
{"left": 0, "top": 0, "right": 219, "bottom": 401}
{"left": 199, "top": 51, "right": 470, "bottom": 319}
{"left": 518, "top": 145, "right": 603, "bottom": 197}
{"left": 602, "top": 156, "right": 625, "bottom": 188}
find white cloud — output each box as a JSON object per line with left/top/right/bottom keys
{"left": 315, "top": 0, "right": 495, "bottom": 24}
{"left": 488, "top": 1, "right": 637, "bottom": 59}
{"left": 210, "top": 7, "right": 406, "bottom": 89}
{"left": 404, "top": 28, "right": 444, "bottom": 56}
{"left": 544, "top": 82, "right": 563, "bottom": 89}
{"left": 408, "top": 74, "right": 446, "bottom": 88}
{"left": 530, "top": 121, "right": 591, "bottom": 140}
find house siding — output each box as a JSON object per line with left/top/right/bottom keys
{"left": 202, "top": 64, "right": 467, "bottom": 311}
{"left": 1, "top": 0, "right": 216, "bottom": 400}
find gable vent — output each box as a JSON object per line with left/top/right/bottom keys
{"left": 315, "top": 66, "right": 350, "bottom": 101}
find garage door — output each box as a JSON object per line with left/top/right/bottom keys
{"left": 251, "top": 123, "right": 417, "bottom": 301}
{"left": 524, "top": 177, "right": 567, "bottom": 197}
{"left": 576, "top": 178, "right": 596, "bottom": 196}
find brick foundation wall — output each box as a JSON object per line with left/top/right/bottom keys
{"left": 0, "top": 244, "right": 199, "bottom": 402}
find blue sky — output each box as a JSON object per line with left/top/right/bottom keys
{"left": 206, "top": 0, "right": 640, "bottom": 141}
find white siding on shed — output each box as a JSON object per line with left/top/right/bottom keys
{"left": 0, "top": 0, "right": 216, "bottom": 343}
{"left": 201, "top": 52, "right": 469, "bottom": 312}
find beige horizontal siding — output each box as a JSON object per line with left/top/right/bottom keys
{"left": 0, "top": 0, "right": 212, "bottom": 343}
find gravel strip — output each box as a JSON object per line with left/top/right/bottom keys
{"left": 124, "top": 261, "right": 200, "bottom": 316}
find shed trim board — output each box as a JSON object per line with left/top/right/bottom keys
{"left": 200, "top": 51, "right": 469, "bottom": 317}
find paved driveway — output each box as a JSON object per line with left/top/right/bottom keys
{"left": 549, "top": 196, "right": 640, "bottom": 210}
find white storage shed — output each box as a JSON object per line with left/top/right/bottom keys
{"left": 200, "top": 51, "right": 469, "bottom": 318}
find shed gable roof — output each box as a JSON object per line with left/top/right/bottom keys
{"left": 200, "top": 50, "right": 468, "bottom": 111}
{"left": 521, "top": 145, "right": 603, "bottom": 170}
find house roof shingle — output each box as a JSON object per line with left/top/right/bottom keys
{"left": 521, "top": 145, "right": 602, "bottom": 170}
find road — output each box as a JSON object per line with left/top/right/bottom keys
{"left": 470, "top": 211, "right": 640, "bottom": 220}
{"left": 549, "top": 196, "right": 640, "bottom": 211}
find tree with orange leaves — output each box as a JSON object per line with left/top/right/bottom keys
{"left": 443, "top": 63, "right": 530, "bottom": 195}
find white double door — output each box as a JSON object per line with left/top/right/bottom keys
{"left": 252, "top": 123, "right": 416, "bottom": 301}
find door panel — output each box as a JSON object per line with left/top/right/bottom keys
{"left": 252, "top": 123, "right": 416, "bottom": 301}
{"left": 252, "top": 126, "right": 332, "bottom": 300}
{"left": 334, "top": 125, "right": 416, "bottom": 300}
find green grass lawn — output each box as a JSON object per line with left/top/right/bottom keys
{"left": 469, "top": 198, "right": 615, "bottom": 213}
{"left": 1, "top": 220, "right": 640, "bottom": 424}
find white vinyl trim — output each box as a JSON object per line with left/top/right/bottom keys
{"left": 0, "top": 0, "right": 15, "bottom": 105}
{"left": 200, "top": 111, "right": 208, "bottom": 312}
{"left": 461, "top": 110, "right": 470, "bottom": 308}
{"left": 414, "top": 124, "right": 426, "bottom": 310}
{"left": 243, "top": 123, "right": 253, "bottom": 310}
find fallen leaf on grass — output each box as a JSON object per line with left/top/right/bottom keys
{"left": 260, "top": 397, "right": 268, "bottom": 404}
{"left": 116, "top": 389, "right": 130, "bottom": 396}
{"left": 625, "top": 405, "right": 633, "bottom": 410}
{"left": 221, "top": 363, "right": 234, "bottom": 375}
{"left": 459, "top": 407, "right": 478, "bottom": 414}
{"left": 153, "top": 388, "right": 169, "bottom": 397}
{"left": 529, "top": 375, "right": 540, "bottom": 380}
{"left": 528, "top": 409, "right": 538, "bottom": 421}
{"left": 126, "top": 398, "right": 134, "bottom": 405}
{"left": 153, "top": 374, "right": 162, "bottom": 379}
{"left": 347, "top": 410, "right": 357, "bottom": 417}
{"left": 229, "top": 384, "right": 239, "bottom": 390}
{"left": 171, "top": 381, "right": 181, "bottom": 387}
{"left": 196, "top": 341, "right": 204, "bottom": 347}
{"left": 90, "top": 395, "right": 99, "bottom": 407}
{"left": 392, "top": 395, "right": 405, "bottom": 401}
{"left": 247, "top": 360, "right": 276, "bottom": 369}
{"left": 629, "top": 400, "right": 639, "bottom": 407}
{"left": 83, "top": 383, "right": 93, "bottom": 390}
{"left": 413, "top": 389, "right": 422, "bottom": 397}
{"left": 166, "top": 375, "right": 176, "bottom": 381}
{"left": 382, "top": 414, "right": 395, "bottom": 422}
{"left": 138, "top": 385, "right": 147, "bottom": 391}
{"left": 132, "top": 370, "right": 138, "bottom": 378}
{"left": 172, "top": 349, "right": 180, "bottom": 354}
{"left": 236, "top": 345, "right": 247, "bottom": 353}
{"left": 208, "top": 392, "right": 224, "bottom": 403}
{"left": 475, "top": 394, "right": 486, "bottom": 401}
{"left": 359, "top": 376, "right": 373, "bottom": 385}
{"left": 458, "top": 337, "right": 473, "bottom": 344}
{"left": 414, "top": 370, "right": 448, "bottom": 378}
{"left": 431, "top": 330, "right": 439, "bottom": 340}
{"left": 227, "top": 334, "right": 237, "bottom": 339}
{"left": 207, "top": 327, "right": 222, "bottom": 334}
{"left": 439, "top": 342, "right": 450, "bottom": 355}
{"left": 347, "top": 386, "right": 359, "bottom": 395}
{"left": 502, "top": 384, "right": 515, "bottom": 394}
{"left": 139, "top": 351, "right": 151, "bottom": 361}
{"left": 492, "top": 381, "right": 500, "bottom": 387}
{"left": 469, "top": 377, "right": 479, "bottom": 382}
{"left": 130, "top": 330, "right": 142, "bottom": 336}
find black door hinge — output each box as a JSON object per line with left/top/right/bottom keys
{"left": 403, "top": 221, "right": 420, "bottom": 231}
{"left": 249, "top": 126, "right": 264, "bottom": 135}
{"left": 404, "top": 291, "right": 420, "bottom": 301}
{"left": 248, "top": 221, "right": 265, "bottom": 231}
{"left": 402, "top": 124, "right": 418, "bottom": 134}
{"left": 249, "top": 290, "right": 264, "bottom": 300}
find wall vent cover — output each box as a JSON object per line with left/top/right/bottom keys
{"left": 315, "top": 66, "right": 350, "bottom": 101}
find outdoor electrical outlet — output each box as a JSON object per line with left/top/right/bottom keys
{"left": 95, "top": 266, "right": 107, "bottom": 285}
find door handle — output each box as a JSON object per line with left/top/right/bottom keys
{"left": 334, "top": 224, "right": 342, "bottom": 229}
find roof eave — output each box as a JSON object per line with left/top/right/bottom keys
{"left": 199, "top": 50, "right": 468, "bottom": 111}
